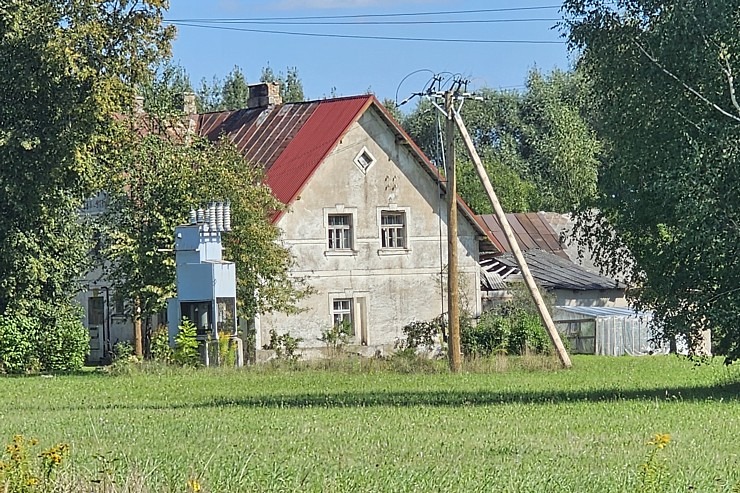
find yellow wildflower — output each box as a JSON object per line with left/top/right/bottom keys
{"left": 26, "top": 476, "right": 39, "bottom": 486}
{"left": 648, "top": 433, "right": 671, "bottom": 449}
{"left": 187, "top": 478, "right": 202, "bottom": 492}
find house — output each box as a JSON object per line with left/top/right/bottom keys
{"left": 195, "top": 84, "right": 500, "bottom": 358}
{"left": 477, "top": 212, "right": 627, "bottom": 309}
{"left": 79, "top": 83, "right": 500, "bottom": 362}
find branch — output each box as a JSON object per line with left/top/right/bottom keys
{"left": 633, "top": 40, "right": 740, "bottom": 124}
{"left": 718, "top": 50, "right": 740, "bottom": 116}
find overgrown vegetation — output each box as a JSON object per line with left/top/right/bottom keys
{"left": 0, "top": 309, "right": 88, "bottom": 374}
{"left": 263, "top": 329, "right": 302, "bottom": 362}
{"left": 0, "top": 357, "right": 737, "bottom": 491}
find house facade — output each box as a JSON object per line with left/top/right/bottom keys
{"left": 78, "top": 84, "right": 497, "bottom": 362}
{"left": 197, "top": 87, "right": 494, "bottom": 357}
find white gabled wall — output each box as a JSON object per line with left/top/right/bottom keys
{"left": 258, "top": 107, "right": 482, "bottom": 355}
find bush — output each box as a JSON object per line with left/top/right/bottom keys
{"left": 36, "top": 304, "right": 88, "bottom": 372}
{"left": 398, "top": 317, "right": 444, "bottom": 352}
{"left": 150, "top": 325, "right": 172, "bottom": 363}
{"left": 173, "top": 319, "right": 200, "bottom": 367}
{"left": 320, "top": 321, "right": 351, "bottom": 357}
{"left": 0, "top": 304, "right": 88, "bottom": 374}
{"left": 462, "top": 302, "right": 552, "bottom": 357}
{"left": 264, "top": 329, "right": 302, "bottom": 361}
{"left": 0, "top": 314, "right": 38, "bottom": 374}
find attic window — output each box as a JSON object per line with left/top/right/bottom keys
{"left": 354, "top": 147, "right": 376, "bottom": 173}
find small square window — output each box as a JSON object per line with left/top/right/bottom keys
{"left": 328, "top": 214, "right": 353, "bottom": 250}
{"left": 380, "top": 211, "right": 406, "bottom": 249}
{"left": 354, "top": 147, "right": 376, "bottom": 173}
{"left": 332, "top": 298, "right": 354, "bottom": 335}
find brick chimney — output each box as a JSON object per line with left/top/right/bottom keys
{"left": 181, "top": 92, "right": 197, "bottom": 115}
{"left": 133, "top": 95, "right": 145, "bottom": 115}
{"left": 247, "top": 82, "right": 282, "bottom": 109}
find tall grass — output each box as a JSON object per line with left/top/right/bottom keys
{"left": 1, "top": 356, "right": 738, "bottom": 492}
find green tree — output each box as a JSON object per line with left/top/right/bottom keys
{"left": 197, "top": 65, "right": 250, "bottom": 112}
{"left": 221, "top": 65, "right": 250, "bottom": 110}
{"left": 0, "top": 0, "right": 173, "bottom": 368}
{"left": 402, "top": 69, "right": 600, "bottom": 213}
{"left": 99, "top": 113, "right": 309, "bottom": 349}
{"left": 563, "top": 0, "right": 740, "bottom": 361}
{"left": 261, "top": 65, "right": 305, "bottom": 102}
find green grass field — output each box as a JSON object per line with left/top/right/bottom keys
{"left": 1, "top": 356, "right": 738, "bottom": 492}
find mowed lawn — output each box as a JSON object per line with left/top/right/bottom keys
{"left": 1, "top": 356, "right": 738, "bottom": 492}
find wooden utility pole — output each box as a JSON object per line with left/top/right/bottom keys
{"left": 133, "top": 298, "right": 143, "bottom": 357}
{"left": 445, "top": 90, "right": 462, "bottom": 373}
{"left": 451, "top": 109, "right": 572, "bottom": 368}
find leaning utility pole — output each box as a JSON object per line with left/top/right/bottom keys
{"left": 444, "top": 90, "right": 462, "bottom": 373}
{"left": 451, "top": 108, "right": 572, "bottom": 369}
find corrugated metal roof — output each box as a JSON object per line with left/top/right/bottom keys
{"left": 477, "top": 213, "right": 567, "bottom": 257}
{"left": 480, "top": 266, "right": 507, "bottom": 291}
{"left": 195, "top": 95, "right": 502, "bottom": 251}
{"left": 197, "top": 96, "right": 370, "bottom": 220}
{"left": 555, "top": 306, "right": 651, "bottom": 318}
{"left": 488, "top": 249, "right": 625, "bottom": 291}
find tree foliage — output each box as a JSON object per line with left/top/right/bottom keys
{"left": 402, "top": 69, "right": 600, "bottom": 213}
{"left": 196, "top": 65, "right": 250, "bottom": 112}
{"left": 0, "top": 0, "right": 173, "bottom": 367}
{"left": 260, "top": 65, "right": 305, "bottom": 103}
{"left": 99, "top": 109, "right": 309, "bottom": 325}
{"left": 563, "top": 0, "right": 740, "bottom": 361}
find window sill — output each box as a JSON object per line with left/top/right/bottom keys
{"left": 324, "top": 249, "right": 358, "bottom": 257}
{"left": 377, "top": 248, "right": 411, "bottom": 256}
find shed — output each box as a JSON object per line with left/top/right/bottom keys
{"left": 552, "top": 306, "right": 667, "bottom": 356}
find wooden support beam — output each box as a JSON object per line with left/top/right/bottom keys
{"left": 451, "top": 109, "right": 572, "bottom": 369}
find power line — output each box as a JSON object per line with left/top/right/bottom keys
{"left": 164, "top": 18, "right": 560, "bottom": 26}
{"left": 167, "top": 22, "right": 564, "bottom": 44}
{"left": 164, "top": 5, "right": 562, "bottom": 23}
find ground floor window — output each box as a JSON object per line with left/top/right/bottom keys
{"left": 331, "top": 298, "right": 354, "bottom": 335}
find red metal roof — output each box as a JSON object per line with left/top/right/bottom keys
{"left": 195, "top": 95, "right": 500, "bottom": 250}
{"left": 477, "top": 212, "right": 569, "bottom": 258}
{"left": 197, "top": 96, "right": 371, "bottom": 221}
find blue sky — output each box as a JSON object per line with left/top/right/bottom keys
{"left": 165, "top": 0, "right": 572, "bottom": 103}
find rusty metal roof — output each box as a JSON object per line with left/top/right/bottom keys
{"left": 198, "top": 96, "right": 370, "bottom": 211}
{"left": 487, "top": 250, "right": 625, "bottom": 291}
{"left": 195, "top": 95, "right": 501, "bottom": 251}
{"left": 477, "top": 212, "right": 567, "bottom": 258}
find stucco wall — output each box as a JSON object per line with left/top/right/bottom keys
{"left": 258, "top": 107, "right": 481, "bottom": 353}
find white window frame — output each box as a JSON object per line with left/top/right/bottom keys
{"left": 331, "top": 298, "right": 355, "bottom": 336}
{"left": 380, "top": 210, "right": 406, "bottom": 249}
{"left": 324, "top": 206, "right": 357, "bottom": 256}
{"left": 328, "top": 214, "right": 353, "bottom": 250}
{"left": 353, "top": 146, "right": 377, "bottom": 174}
{"left": 377, "top": 206, "right": 411, "bottom": 255}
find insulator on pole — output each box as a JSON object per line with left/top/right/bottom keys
{"left": 216, "top": 202, "right": 224, "bottom": 232}
{"left": 224, "top": 201, "right": 231, "bottom": 232}
{"left": 208, "top": 202, "right": 217, "bottom": 233}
